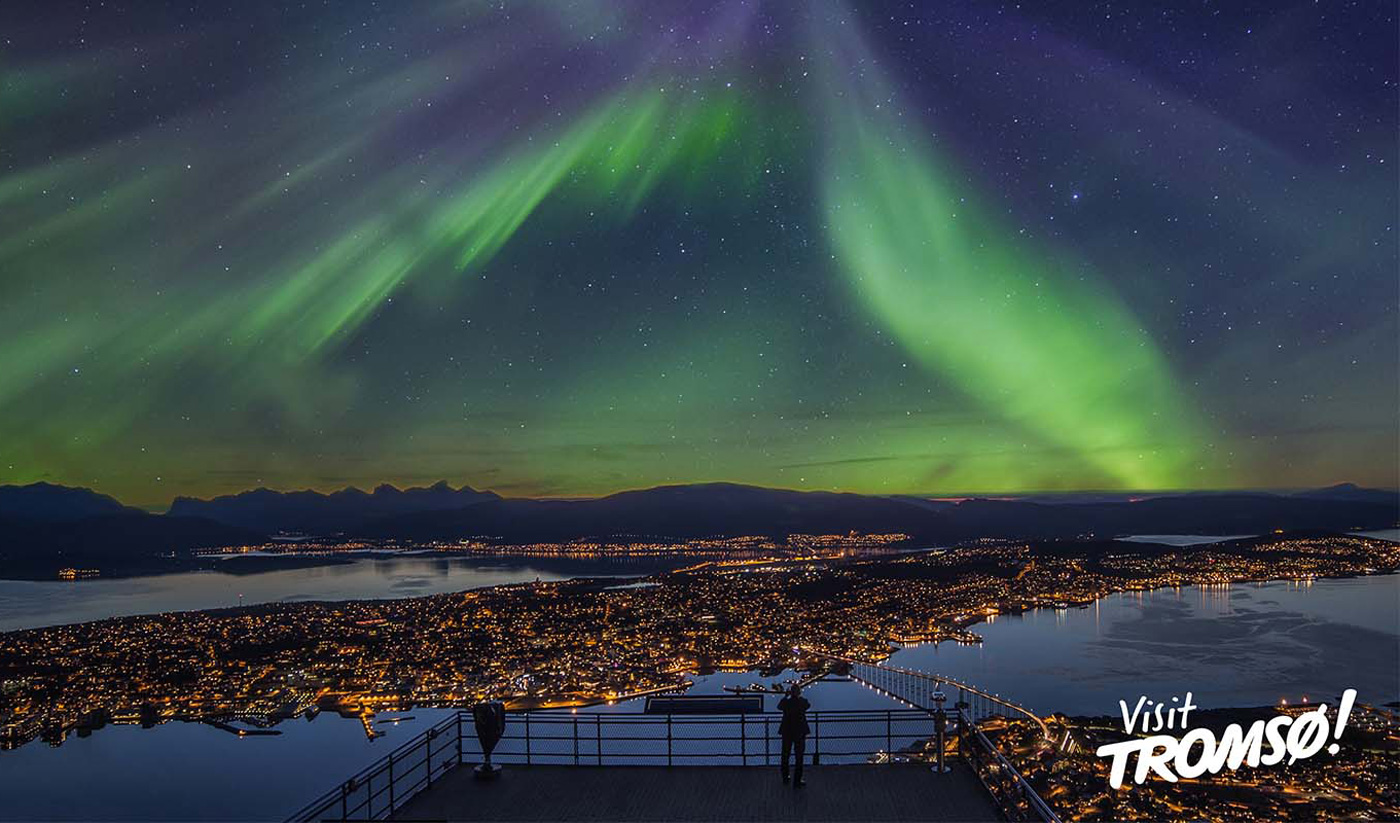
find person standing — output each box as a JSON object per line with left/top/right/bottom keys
{"left": 778, "top": 684, "right": 811, "bottom": 787}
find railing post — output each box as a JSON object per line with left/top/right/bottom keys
{"left": 340, "top": 782, "right": 348, "bottom": 821}
{"left": 886, "top": 711, "right": 892, "bottom": 760}
{"left": 388, "top": 752, "right": 395, "bottom": 814}
{"left": 666, "top": 713, "right": 673, "bottom": 767}
{"left": 596, "top": 713, "right": 602, "bottom": 765}
{"left": 525, "top": 712, "right": 532, "bottom": 765}
{"left": 740, "top": 713, "right": 747, "bottom": 766}
{"left": 573, "top": 714, "right": 580, "bottom": 766}
{"left": 456, "top": 712, "right": 464, "bottom": 765}
{"left": 765, "top": 716, "right": 771, "bottom": 765}
{"left": 812, "top": 713, "right": 820, "bottom": 766}
{"left": 935, "top": 710, "right": 948, "bottom": 774}
{"left": 425, "top": 729, "right": 433, "bottom": 787}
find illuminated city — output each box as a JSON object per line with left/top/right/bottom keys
{"left": 4, "top": 534, "right": 1393, "bottom": 744}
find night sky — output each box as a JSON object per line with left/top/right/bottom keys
{"left": 2, "top": 1, "right": 1395, "bottom": 506}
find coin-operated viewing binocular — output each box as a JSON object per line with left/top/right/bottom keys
{"left": 473, "top": 700, "right": 507, "bottom": 779}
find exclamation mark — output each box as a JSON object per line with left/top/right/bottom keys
{"left": 1327, "top": 688, "right": 1356, "bottom": 755}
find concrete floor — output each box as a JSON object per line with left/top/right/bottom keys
{"left": 391, "top": 763, "right": 1000, "bottom": 822}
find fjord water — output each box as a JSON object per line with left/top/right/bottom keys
{"left": 1, "top": 574, "right": 1394, "bottom": 821}
{"left": 0, "top": 554, "right": 692, "bottom": 632}
{"left": 885, "top": 574, "right": 1399, "bottom": 715}
{"left": 5, "top": 533, "right": 1393, "bottom": 632}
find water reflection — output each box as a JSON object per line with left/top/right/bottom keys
{"left": 887, "top": 575, "right": 1398, "bottom": 716}
{"left": 0, "top": 554, "right": 690, "bottom": 632}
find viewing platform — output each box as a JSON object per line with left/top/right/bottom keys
{"left": 288, "top": 661, "right": 1060, "bottom": 822}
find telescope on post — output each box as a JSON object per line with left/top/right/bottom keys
{"left": 931, "top": 689, "right": 951, "bottom": 774}
{"left": 473, "top": 701, "right": 506, "bottom": 779}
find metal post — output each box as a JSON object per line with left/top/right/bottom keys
{"left": 740, "top": 713, "right": 747, "bottom": 766}
{"left": 935, "top": 711, "right": 950, "bottom": 773}
{"left": 388, "top": 752, "right": 395, "bottom": 813}
{"left": 596, "top": 714, "right": 602, "bottom": 765}
{"left": 525, "top": 712, "right": 532, "bottom": 765}
{"left": 885, "top": 711, "right": 892, "bottom": 760}
{"left": 812, "top": 713, "right": 820, "bottom": 766}
{"left": 573, "top": 714, "right": 580, "bottom": 766}
{"left": 425, "top": 729, "right": 433, "bottom": 787}
{"left": 666, "top": 714, "right": 673, "bottom": 766}
{"left": 456, "top": 713, "right": 463, "bottom": 765}
{"left": 765, "top": 716, "right": 771, "bottom": 765}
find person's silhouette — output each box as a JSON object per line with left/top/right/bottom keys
{"left": 777, "top": 684, "right": 811, "bottom": 787}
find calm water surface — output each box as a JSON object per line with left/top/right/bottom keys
{"left": 0, "top": 554, "right": 690, "bottom": 632}
{"left": 1, "top": 574, "right": 1394, "bottom": 820}
{"left": 885, "top": 574, "right": 1398, "bottom": 715}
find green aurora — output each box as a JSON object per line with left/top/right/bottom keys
{"left": 0, "top": 0, "right": 1394, "bottom": 506}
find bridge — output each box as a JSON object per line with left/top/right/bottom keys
{"left": 286, "top": 659, "right": 1061, "bottom": 823}
{"left": 814, "top": 652, "right": 1052, "bottom": 739}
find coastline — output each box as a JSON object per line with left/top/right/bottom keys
{"left": 0, "top": 552, "right": 361, "bottom": 583}
{"left": 7, "top": 568, "right": 1392, "bottom": 746}
{"left": 3, "top": 540, "right": 1395, "bottom": 637}
{"left": 2, "top": 534, "right": 1394, "bottom": 750}
{"left": 928, "top": 568, "right": 1400, "bottom": 650}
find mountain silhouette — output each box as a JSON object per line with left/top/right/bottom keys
{"left": 167, "top": 481, "right": 499, "bottom": 533}
{"left": 0, "top": 482, "right": 135, "bottom": 521}
{"left": 353, "top": 483, "right": 1399, "bottom": 544}
{"left": 1292, "top": 482, "right": 1400, "bottom": 507}
{"left": 0, "top": 480, "right": 1394, "bottom": 579}
{"left": 358, "top": 483, "right": 940, "bottom": 542}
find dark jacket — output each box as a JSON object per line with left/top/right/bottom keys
{"left": 777, "top": 695, "right": 810, "bottom": 739}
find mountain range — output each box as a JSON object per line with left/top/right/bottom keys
{"left": 0, "top": 483, "right": 263, "bottom": 579}
{"left": 167, "top": 481, "right": 499, "bottom": 534}
{"left": 0, "top": 480, "right": 1395, "bottom": 579}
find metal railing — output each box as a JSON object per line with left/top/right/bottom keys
{"left": 830, "top": 656, "right": 1060, "bottom": 822}
{"left": 287, "top": 661, "right": 1062, "bottom": 823}
{"left": 286, "top": 711, "right": 466, "bottom": 823}
{"left": 961, "top": 716, "right": 1062, "bottom": 823}
{"left": 287, "top": 708, "right": 940, "bottom": 822}
{"left": 491, "top": 708, "right": 937, "bottom": 767}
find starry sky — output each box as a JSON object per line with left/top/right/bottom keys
{"left": 1, "top": 0, "right": 1395, "bottom": 507}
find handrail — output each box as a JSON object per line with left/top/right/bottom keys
{"left": 959, "top": 708, "right": 1062, "bottom": 823}
{"left": 287, "top": 666, "right": 1062, "bottom": 823}
{"left": 286, "top": 708, "right": 940, "bottom": 822}
{"left": 291, "top": 712, "right": 458, "bottom": 816}
{"left": 285, "top": 711, "right": 462, "bottom": 822}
